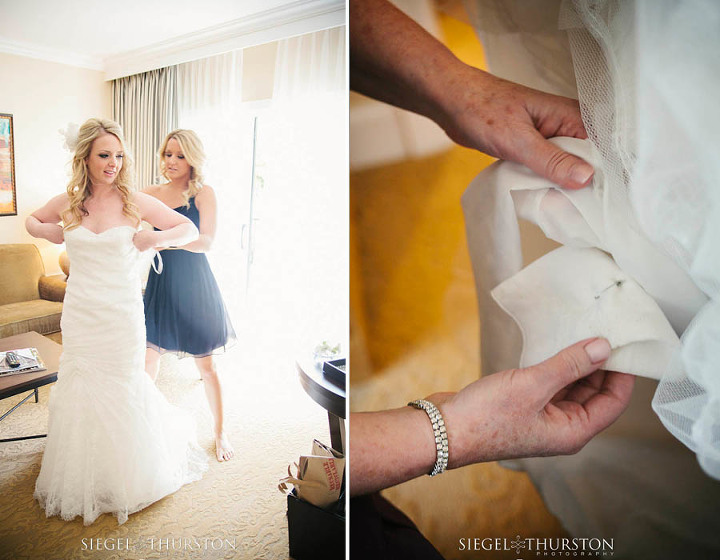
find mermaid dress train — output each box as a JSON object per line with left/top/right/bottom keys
{"left": 34, "top": 225, "right": 208, "bottom": 525}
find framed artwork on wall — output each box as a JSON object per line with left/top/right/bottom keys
{"left": 0, "top": 113, "right": 17, "bottom": 216}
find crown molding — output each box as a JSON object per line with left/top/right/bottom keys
{"left": 104, "top": 0, "right": 345, "bottom": 80}
{"left": 0, "top": 0, "right": 344, "bottom": 79}
{"left": 0, "top": 38, "right": 104, "bottom": 71}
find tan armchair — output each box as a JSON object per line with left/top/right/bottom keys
{"left": 0, "top": 244, "right": 65, "bottom": 340}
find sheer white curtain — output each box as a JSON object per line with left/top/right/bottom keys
{"left": 273, "top": 26, "right": 345, "bottom": 97}
{"left": 177, "top": 52, "right": 242, "bottom": 116}
{"left": 174, "top": 51, "right": 252, "bottom": 329}
{"left": 249, "top": 27, "right": 348, "bottom": 355}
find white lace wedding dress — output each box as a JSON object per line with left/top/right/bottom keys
{"left": 34, "top": 225, "right": 208, "bottom": 525}
{"left": 460, "top": 1, "right": 720, "bottom": 556}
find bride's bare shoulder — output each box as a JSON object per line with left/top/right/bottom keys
{"left": 46, "top": 192, "right": 71, "bottom": 212}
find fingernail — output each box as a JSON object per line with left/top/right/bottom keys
{"left": 584, "top": 338, "right": 611, "bottom": 364}
{"left": 571, "top": 162, "right": 594, "bottom": 187}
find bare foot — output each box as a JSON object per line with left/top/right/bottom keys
{"left": 215, "top": 432, "right": 234, "bottom": 462}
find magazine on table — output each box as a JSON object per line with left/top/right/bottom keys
{"left": 0, "top": 347, "right": 46, "bottom": 376}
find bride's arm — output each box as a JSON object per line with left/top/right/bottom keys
{"left": 133, "top": 192, "right": 198, "bottom": 251}
{"left": 26, "top": 194, "right": 68, "bottom": 244}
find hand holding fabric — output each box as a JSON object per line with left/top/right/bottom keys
{"left": 433, "top": 67, "right": 594, "bottom": 189}
{"left": 132, "top": 230, "right": 159, "bottom": 252}
{"left": 435, "top": 338, "right": 634, "bottom": 467}
{"left": 350, "top": 338, "right": 634, "bottom": 496}
{"left": 350, "top": 0, "right": 594, "bottom": 189}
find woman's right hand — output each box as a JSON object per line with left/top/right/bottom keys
{"left": 132, "top": 230, "right": 159, "bottom": 252}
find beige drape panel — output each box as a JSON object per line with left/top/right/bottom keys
{"left": 112, "top": 67, "right": 177, "bottom": 190}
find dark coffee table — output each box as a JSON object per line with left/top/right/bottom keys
{"left": 0, "top": 331, "right": 62, "bottom": 442}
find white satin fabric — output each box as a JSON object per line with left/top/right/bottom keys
{"left": 462, "top": 138, "right": 720, "bottom": 558}
{"left": 492, "top": 245, "right": 680, "bottom": 379}
{"left": 34, "top": 226, "right": 207, "bottom": 525}
{"left": 461, "top": 0, "right": 720, "bottom": 555}
{"left": 463, "top": 0, "right": 720, "bottom": 472}
{"left": 463, "top": 136, "right": 705, "bottom": 381}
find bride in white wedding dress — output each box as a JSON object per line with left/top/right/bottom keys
{"left": 26, "top": 118, "right": 208, "bottom": 525}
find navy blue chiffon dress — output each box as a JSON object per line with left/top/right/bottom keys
{"left": 144, "top": 196, "right": 236, "bottom": 358}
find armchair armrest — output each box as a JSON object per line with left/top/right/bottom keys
{"left": 39, "top": 274, "right": 67, "bottom": 302}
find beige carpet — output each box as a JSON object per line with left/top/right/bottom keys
{"left": 0, "top": 339, "right": 331, "bottom": 560}
{"left": 351, "top": 321, "right": 566, "bottom": 560}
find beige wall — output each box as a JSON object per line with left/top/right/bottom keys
{"left": 0, "top": 53, "right": 111, "bottom": 274}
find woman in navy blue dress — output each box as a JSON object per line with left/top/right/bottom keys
{"left": 143, "top": 129, "right": 236, "bottom": 462}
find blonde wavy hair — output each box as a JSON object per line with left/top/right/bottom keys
{"left": 62, "top": 118, "right": 139, "bottom": 231}
{"left": 158, "top": 129, "right": 206, "bottom": 208}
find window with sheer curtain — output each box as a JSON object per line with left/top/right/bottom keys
{"left": 253, "top": 26, "right": 347, "bottom": 354}
{"left": 113, "top": 26, "right": 347, "bottom": 356}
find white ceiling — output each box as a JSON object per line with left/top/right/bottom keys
{"left": 0, "top": 0, "right": 345, "bottom": 78}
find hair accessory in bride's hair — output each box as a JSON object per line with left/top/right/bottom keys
{"left": 59, "top": 123, "right": 80, "bottom": 152}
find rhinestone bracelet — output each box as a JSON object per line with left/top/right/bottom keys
{"left": 408, "top": 399, "right": 449, "bottom": 476}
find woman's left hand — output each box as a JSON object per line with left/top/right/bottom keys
{"left": 132, "top": 230, "right": 159, "bottom": 252}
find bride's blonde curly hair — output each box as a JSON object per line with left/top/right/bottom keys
{"left": 62, "top": 118, "right": 140, "bottom": 231}
{"left": 158, "top": 129, "right": 205, "bottom": 208}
